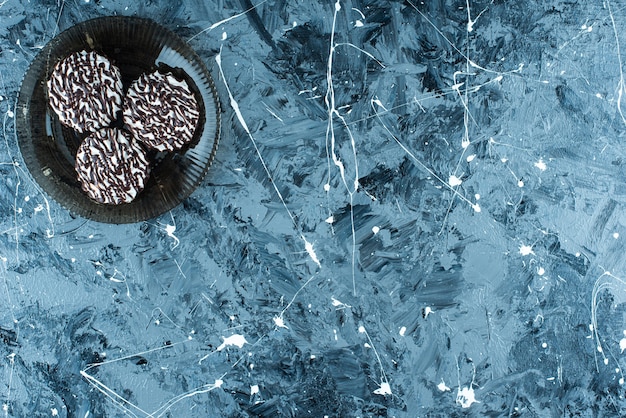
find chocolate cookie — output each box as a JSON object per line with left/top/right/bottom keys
{"left": 47, "top": 50, "right": 124, "bottom": 133}
{"left": 75, "top": 128, "right": 150, "bottom": 205}
{"left": 123, "top": 71, "right": 200, "bottom": 152}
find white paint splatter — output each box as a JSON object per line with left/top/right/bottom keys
{"left": 437, "top": 380, "right": 451, "bottom": 392}
{"left": 250, "top": 385, "right": 259, "bottom": 395}
{"left": 331, "top": 297, "right": 351, "bottom": 309}
{"left": 372, "top": 226, "right": 380, "bottom": 234}
{"left": 620, "top": 337, "right": 626, "bottom": 353}
{"left": 519, "top": 244, "right": 534, "bottom": 256}
{"left": 456, "top": 386, "right": 479, "bottom": 408}
{"left": 534, "top": 159, "right": 547, "bottom": 171}
{"left": 273, "top": 316, "right": 288, "bottom": 329}
{"left": 399, "top": 326, "right": 406, "bottom": 336}
{"left": 164, "top": 223, "right": 179, "bottom": 249}
{"left": 303, "top": 238, "right": 321, "bottom": 268}
{"left": 372, "top": 98, "right": 387, "bottom": 111}
{"left": 373, "top": 381, "right": 392, "bottom": 396}
{"left": 449, "top": 175, "right": 463, "bottom": 187}
{"left": 217, "top": 334, "right": 247, "bottom": 351}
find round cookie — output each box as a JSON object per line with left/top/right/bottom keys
{"left": 123, "top": 71, "right": 200, "bottom": 152}
{"left": 47, "top": 50, "right": 124, "bottom": 133}
{"left": 75, "top": 128, "right": 150, "bottom": 205}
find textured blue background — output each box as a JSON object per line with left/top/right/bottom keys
{"left": 1, "top": 0, "right": 626, "bottom": 416}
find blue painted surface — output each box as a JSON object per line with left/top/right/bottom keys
{"left": 1, "top": 0, "right": 626, "bottom": 416}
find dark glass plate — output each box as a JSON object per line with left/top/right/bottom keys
{"left": 16, "top": 16, "right": 220, "bottom": 224}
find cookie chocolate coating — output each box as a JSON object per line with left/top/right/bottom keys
{"left": 123, "top": 71, "right": 200, "bottom": 152}
{"left": 75, "top": 128, "right": 150, "bottom": 205}
{"left": 47, "top": 50, "right": 123, "bottom": 133}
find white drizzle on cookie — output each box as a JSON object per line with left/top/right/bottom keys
{"left": 75, "top": 128, "right": 150, "bottom": 205}
{"left": 47, "top": 50, "right": 123, "bottom": 133}
{"left": 123, "top": 71, "right": 199, "bottom": 152}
